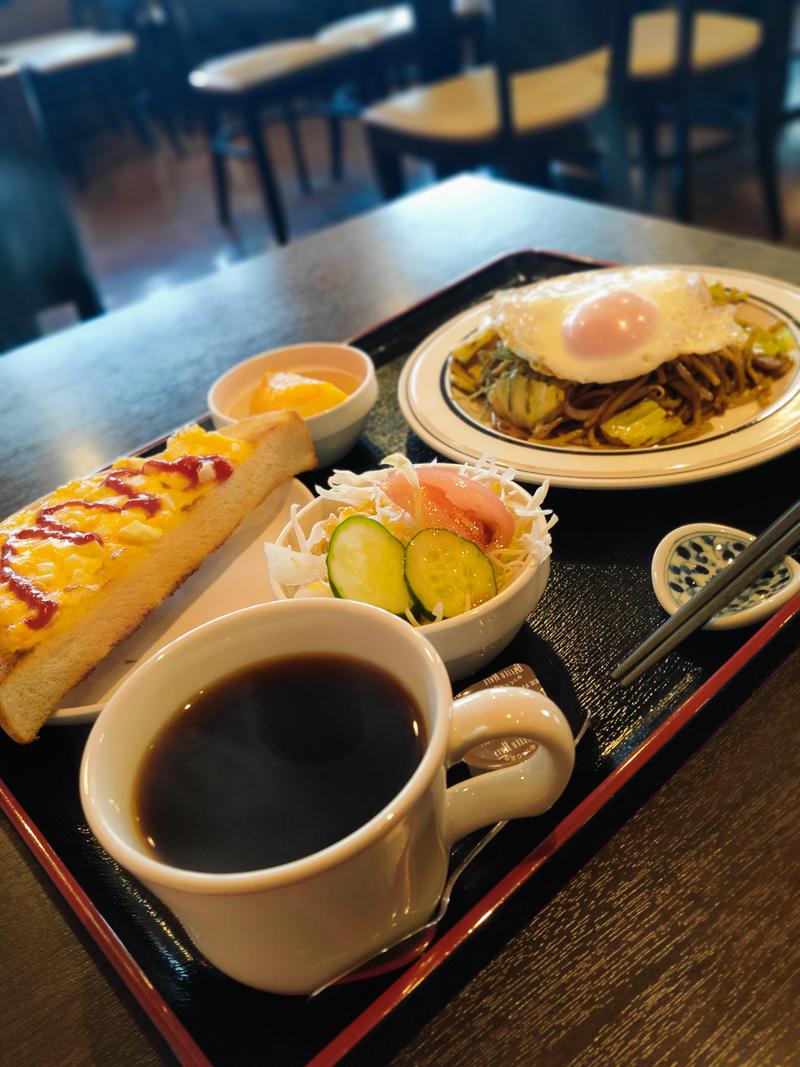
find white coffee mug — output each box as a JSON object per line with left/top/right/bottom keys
{"left": 80, "top": 599, "right": 575, "bottom": 995}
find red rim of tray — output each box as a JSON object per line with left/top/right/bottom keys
{"left": 1, "top": 247, "right": 796, "bottom": 1067}
{"left": 2, "top": 590, "right": 797, "bottom": 1067}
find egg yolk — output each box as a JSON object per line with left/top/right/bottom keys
{"left": 562, "top": 289, "right": 660, "bottom": 358}
{"left": 250, "top": 371, "right": 348, "bottom": 418}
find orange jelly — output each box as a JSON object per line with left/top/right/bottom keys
{"left": 249, "top": 369, "right": 357, "bottom": 419}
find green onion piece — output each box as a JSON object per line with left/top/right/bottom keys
{"left": 601, "top": 399, "right": 684, "bottom": 447}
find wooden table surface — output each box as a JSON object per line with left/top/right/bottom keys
{"left": 1, "top": 175, "right": 798, "bottom": 1066}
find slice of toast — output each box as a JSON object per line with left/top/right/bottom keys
{"left": 0, "top": 411, "right": 315, "bottom": 743}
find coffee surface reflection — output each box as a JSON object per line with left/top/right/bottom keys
{"left": 134, "top": 653, "right": 427, "bottom": 872}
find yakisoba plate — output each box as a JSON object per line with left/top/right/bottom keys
{"left": 398, "top": 266, "right": 800, "bottom": 488}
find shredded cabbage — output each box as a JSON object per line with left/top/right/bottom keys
{"left": 264, "top": 542, "right": 327, "bottom": 587}
{"left": 265, "top": 454, "right": 554, "bottom": 620}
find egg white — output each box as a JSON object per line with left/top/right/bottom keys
{"left": 489, "top": 267, "right": 746, "bottom": 384}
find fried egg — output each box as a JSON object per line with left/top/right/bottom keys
{"left": 488, "top": 267, "right": 746, "bottom": 384}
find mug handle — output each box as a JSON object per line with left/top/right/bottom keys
{"left": 443, "top": 687, "right": 575, "bottom": 848}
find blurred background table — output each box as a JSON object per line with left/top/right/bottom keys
{"left": 1, "top": 175, "right": 799, "bottom": 1065}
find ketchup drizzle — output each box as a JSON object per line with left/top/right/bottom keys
{"left": 143, "top": 455, "right": 233, "bottom": 486}
{"left": 0, "top": 542, "right": 57, "bottom": 630}
{"left": 1, "top": 453, "right": 232, "bottom": 630}
{"left": 103, "top": 469, "right": 162, "bottom": 517}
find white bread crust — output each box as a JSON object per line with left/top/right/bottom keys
{"left": 0, "top": 412, "right": 315, "bottom": 743}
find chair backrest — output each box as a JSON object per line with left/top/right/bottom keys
{"left": 168, "top": 0, "right": 318, "bottom": 59}
{"left": 667, "top": 0, "right": 793, "bottom": 126}
{"left": 756, "top": 1, "right": 794, "bottom": 129}
{"left": 70, "top": 0, "right": 110, "bottom": 27}
{"left": 0, "top": 61, "right": 101, "bottom": 352}
{"left": 487, "top": 0, "right": 632, "bottom": 136}
{"left": 409, "top": 0, "right": 462, "bottom": 82}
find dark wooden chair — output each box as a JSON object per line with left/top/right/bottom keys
{"left": 186, "top": 1, "right": 480, "bottom": 244}
{"left": 0, "top": 2, "right": 155, "bottom": 168}
{"left": 363, "top": 0, "right": 633, "bottom": 205}
{"left": 189, "top": 42, "right": 371, "bottom": 245}
{"left": 89, "top": 0, "right": 192, "bottom": 155}
{"left": 186, "top": 1, "right": 432, "bottom": 245}
{"left": 622, "top": 0, "right": 792, "bottom": 238}
{"left": 316, "top": 0, "right": 468, "bottom": 177}
{"left": 452, "top": 0, "right": 490, "bottom": 64}
{"left": 0, "top": 61, "right": 102, "bottom": 352}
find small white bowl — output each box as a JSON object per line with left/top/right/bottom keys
{"left": 208, "top": 343, "right": 378, "bottom": 468}
{"left": 267, "top": 465, "right": 551, "bottom": 682}
{"left": 651, "top": 521, "right": 800, "bottom": 630}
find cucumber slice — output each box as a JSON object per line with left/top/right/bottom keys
{"left": 405, "top": 529, "right": 496, "bottom": 619}
{"left": 327, "top": 515, "right": 412, "bottom": 615}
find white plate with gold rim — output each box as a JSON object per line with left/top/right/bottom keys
{"left": 398, "top": 266, "right": 800, "bottom": 489}
{"left": 49, "top": 478, "right": 312, "bottom": 725}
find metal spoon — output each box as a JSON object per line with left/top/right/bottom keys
{"left": 309, "top": 819, "right": 508, "bottom": 997}
{"left": 309, "top": 695, "right": 592, "bottom": 997}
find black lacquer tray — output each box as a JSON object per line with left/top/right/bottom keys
{"left": 1, "top": 250, "right": 798, "bottom": 1067}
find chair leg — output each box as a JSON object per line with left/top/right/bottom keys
{"left": 433, "top": 159, "right": 460, "bottom": 181}
{"left": 506, "top": 147, "right": 550, "bottom": 189}
{"left": 672, "top": 98, "right": 691, "bottom": 223}
{"left": 161, "top": 105, "right": 189, "bottom": 159}
{"left": 756, "top": 127, "right": 785, "bottom": 241}
{"left": 91, "top": 67, "right": 123, "bottom": 134}
{"left": 73, "top": 273, "right": 104, "bottom": 321}
{"left": 152, "top": 67, "right": 189, "bottom": 159}
{"left": 201, "top": 101, "right": 232, "bottom": 229}
{"left": 283, "top": 104, "right": 312, "bottom": 195}
{"left": 360, "top": 63, "right": 389, "bottom": 106}
{"left": 328, "top": 113, "right": 344, "bottom": 182}
{"left": 117, "top": 59, "right": 157, "bottom": 151}
{"left": 243, "top": 104, "right": 289, "bottom": 246}
{"left": 639, "top": 108, "right": 657, "bottom": 212}
{"left": 601, "top": 110, "right": 632, "bottom": 209}
{"left": 366, "top": 128, "right": 405, "bottom": 200}
{"left": 33, "top": 79, "right": 88, "bottom": 188}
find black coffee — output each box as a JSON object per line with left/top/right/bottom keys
{"left": 134, "top": 654, "right": 427, "bottom": 872}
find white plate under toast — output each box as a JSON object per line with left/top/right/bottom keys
{"left": 50, "top": 478, "right": 312, "bottom": 725}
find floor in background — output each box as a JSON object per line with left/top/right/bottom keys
{"left": 57, "top": 108, "right": 800, "bottom": 325}
{"left": 66, "top": 117, "right": 427, "bottom": 315}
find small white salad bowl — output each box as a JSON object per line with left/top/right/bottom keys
{"left": 268, "top": 465, "right": 551, "bottom": 682}
{"left": 208, "top": 342, "right": 378, "bottom": 468}
{"left": 651, "top": 521, "right": 800, "bottom": 630}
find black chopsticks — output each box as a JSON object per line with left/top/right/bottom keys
{"left": 611, "top": 498, "right": 800, "bottom": 687}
